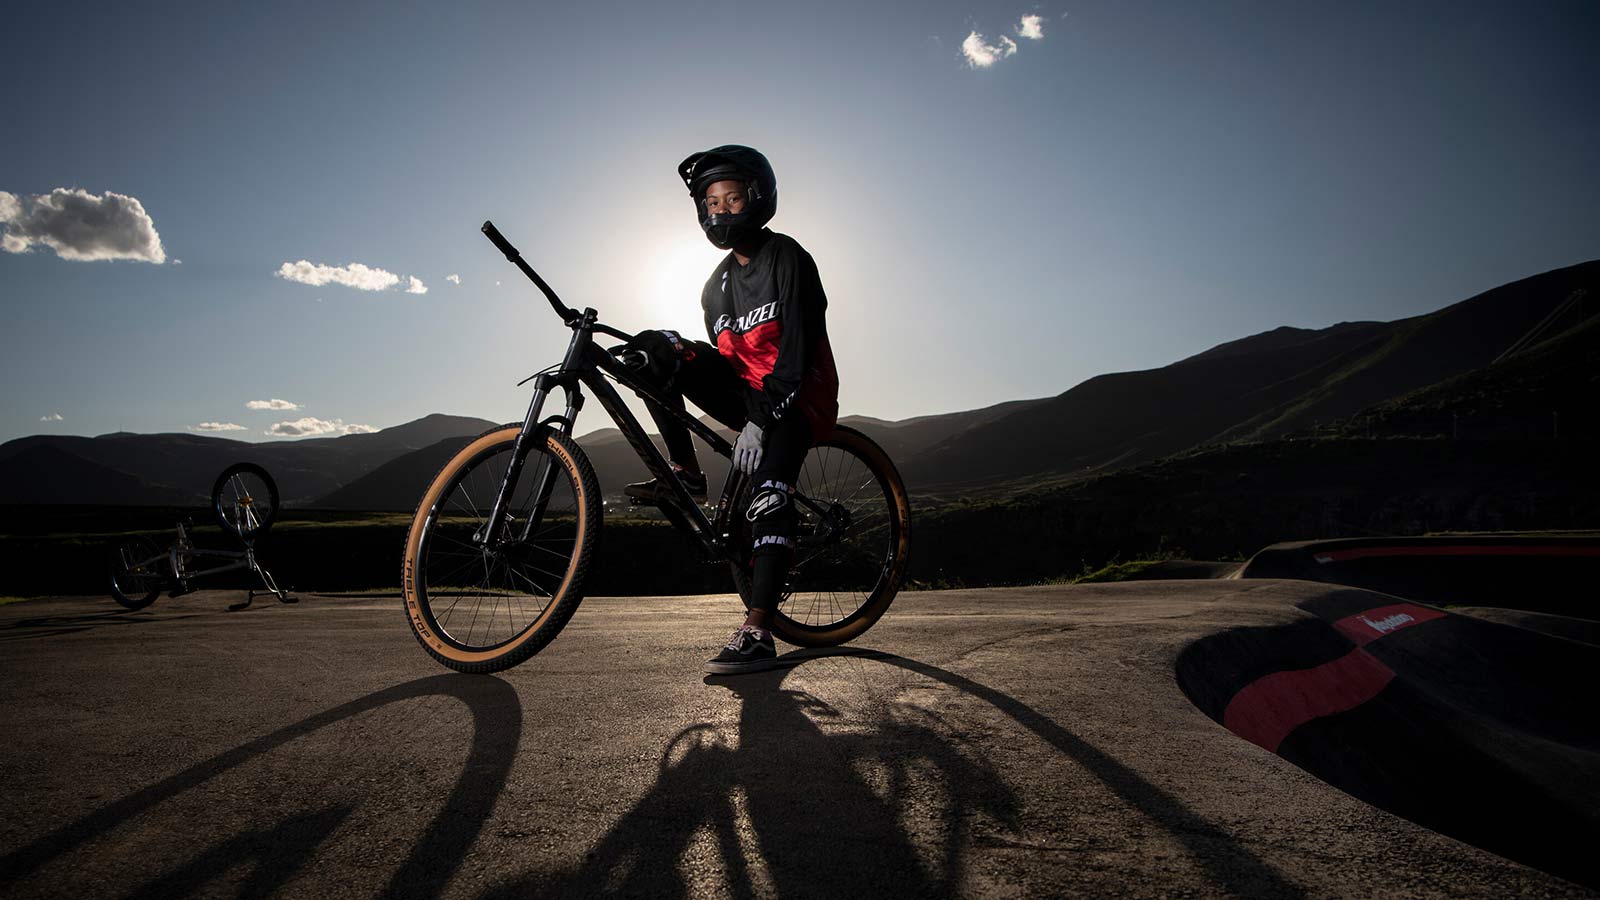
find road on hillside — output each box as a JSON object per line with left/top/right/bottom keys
{"left": 0, "top": 584, "right": 1590, "bottom": 899}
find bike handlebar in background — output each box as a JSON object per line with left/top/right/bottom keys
{"left": 481, "top": 220, "right": 580, "bottom": 324}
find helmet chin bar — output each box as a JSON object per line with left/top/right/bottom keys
{"left": 700, "top": 209, "right": 768, "bottom": 250}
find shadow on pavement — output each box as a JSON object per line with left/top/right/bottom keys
{"left": 0, "top": 608, "right": 194, "bottom": 643}
{"left": 0, "top": 674, "right": 521, "bottom": 900}
{"left": 483, "top": 648, "right": 1302, "bottom": 898}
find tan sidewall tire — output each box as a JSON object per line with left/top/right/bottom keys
{"left": 401, "top": 425, "right": 600, "bottom": 672}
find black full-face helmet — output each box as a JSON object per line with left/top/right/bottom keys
{"left": 677, "top": 145, "right": 777, "bottom": 250}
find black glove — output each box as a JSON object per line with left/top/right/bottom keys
{"left": 623, "top": 329, "right": 688, "bottom": 388}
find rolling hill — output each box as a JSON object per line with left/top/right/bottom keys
{"left": 3, "top": 260, "right": 1594, "bottom": 509}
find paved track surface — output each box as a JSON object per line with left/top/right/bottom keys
{"left": 0, "top": 583, "right": 1591, "bottom": 899}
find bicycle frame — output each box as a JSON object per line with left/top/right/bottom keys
{"left": 479, "top": 305, "right": 743, "bottom": 561}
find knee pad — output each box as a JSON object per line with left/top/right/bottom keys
{"left": 746, "top": 479, "right": 796, "bottom": 556}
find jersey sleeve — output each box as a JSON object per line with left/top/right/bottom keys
{"left": 749, "top": 240, "right": 827, "bottom": 430}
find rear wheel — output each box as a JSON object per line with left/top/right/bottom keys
{"left": 402, "top": 425, "right": 601, "bottom": 673}
{"left": 212, "top": 462, "right": 279, "bottom": 540}
{"left": 108, "top": 535, "right": 165, "bottom": 610}
{"left": 729, "top": 425, "right": 912, "bottom": 647}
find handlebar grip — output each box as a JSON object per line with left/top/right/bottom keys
{"left": 481, "top": 220, "right": 520, "bottom": 259}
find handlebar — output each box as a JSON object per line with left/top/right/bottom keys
{"left": 481, "top": 220, "right": 580, "bottom": 324}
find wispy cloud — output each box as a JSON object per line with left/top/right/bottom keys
{"left": 0, "top": 188, "right": 166, "bottom": 263}
{"left": 194, "top": 422, "right": 247, "bottom": 432}
{"left": 275, "top": 260, "right": 429, "bottom": 295}
{"left": 265, "top": 416, "right": 374, "bottom": 437}
{"left": 962, "top": 31, "right": 1018, "bottom": 68}
{"left": 246, "top": 398, "right": 301, "bottom": 411}
{"left": 960, "top": 13, "right": 1050, "bottom": 68}
{"left": 40, "top": 413, "right": 63, "bottom": 422}
{"left": 446, "top": 274, "right": 461, "bottom": 285}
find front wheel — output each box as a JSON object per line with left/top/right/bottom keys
{"left": 108, "top": 535, "right": 166, "bottom": 610}
{"left": 402, "top": 425, "right": 602, "bottom": 673}
{"left": 729, "top": 425, "right": 912, "bottom": 647}
{"left": 212, "top": 462, "right": 279, "bottom": 540}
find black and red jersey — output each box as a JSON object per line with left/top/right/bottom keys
{"left": 700, "top": 229, "right": 839, "bottom": 438}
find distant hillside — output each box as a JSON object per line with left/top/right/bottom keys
{"left": 6, "top": 262, "right": 1595, "bottom": 508}
{"left": 0, "top": 414, "right": 496, "bottom": 506}
{"left": 1332, "top": 288, "right": 1600, "bottom": 440}
{"left": 0, "top": 445, "right": 194, "bottom": 505}
{"left": 314, "top": 436, "right": 477, "bottom": 510}
{"left": 898, "top": 260, "right": 1599, "bottom": 490}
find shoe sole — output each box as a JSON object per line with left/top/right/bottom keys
{"left": 703, "top": 656, "right": 782, "bottom": 675}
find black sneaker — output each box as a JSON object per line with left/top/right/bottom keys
{"left": 625, "top": 465, "right": 707, "bottom": 505}
{"left": 704, "top": 626, "right": 778, "bottom": 675}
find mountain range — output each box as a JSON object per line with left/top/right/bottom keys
{"left": 3, "top": 259, "right": 1594, "bottom": 510}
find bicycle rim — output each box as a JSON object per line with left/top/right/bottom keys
{"left": 404, "top": 427, "right": 597, "bottom": 670}
{"left": 735, "top": 427, "right": 912, "bottom": 645}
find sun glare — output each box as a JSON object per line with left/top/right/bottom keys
{"left": 645, "top": 234, "right": 720, "bottom": 323}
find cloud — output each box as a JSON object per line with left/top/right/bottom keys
{"left": 246, "top": 398, "right": 302, "bottom": 411}
{"left": 0, "top": 188, "right": 166, "bottom": 263}
{"left": 405, "top": 276, "right": 428, "bottom": 294}
{"left": 194, "top": 422, "right": 247, "bottom": 432}
{"left": 266, "top": 416, "right": 342, "bottom": 437}
{"left": 1017, "top": 14, "right": 1044, "bottom": 39}
{"left": 265, "top": 416, "right": 374, "bottom": 437}
{"left": 962, "top": 31, "right": 1018, "bottom": 68}
{"left": 276, "top": 260, "right": 400, "bottom": 292}
{"left": 40, "top": 413, "right": 63, "bottom": 422}
{"left": 447, "top": 274, "right": 461, "bottom": 285}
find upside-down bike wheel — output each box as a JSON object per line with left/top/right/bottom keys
{"left": 211, "top": 462, "right": 280, "bottom": 540}
{"left": 402, "top": 425, "right": 602, "bottom": 673}
{"left": 729, "top": 425, "right": 912, "bottom": 647}
{"left": 108, "top": 534, "right": 166, "bottom": 610}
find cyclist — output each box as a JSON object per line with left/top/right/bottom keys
{"left": 623, "top": 144, "right": 839, "bottom": 675}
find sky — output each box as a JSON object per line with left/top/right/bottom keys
{"left": 3, "top": 0, "right": 1598, "bottom": 444}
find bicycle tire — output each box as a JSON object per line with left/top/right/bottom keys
{"left": 211, "top": 462, "right": 280, "bottom": 540}
{"left": 728, "top": 425, "right": 912, "bottom": 647}
{"left": 402, "top": 424, "right": 602, "bottom": 673}
{"left": 108, "top": 535, "right": 165, "bottom": 610}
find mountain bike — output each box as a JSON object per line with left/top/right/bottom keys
{"left": 400, "top": 222, "right": 912, "bottom": 674}
{"left": 107, "top": 463, "right": 295, "bottom": 612}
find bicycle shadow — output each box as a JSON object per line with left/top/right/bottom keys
{"left": 481, "top": 648, "right": 1303, "bottom": 899}
{"left": 481, "top": 653, "right": 1017, "bottom": 899}
{"left": 0, "top": 608, "right": 195, "bottom": 643}
{"left": 0, "top": 674, "right": 521, "bottom": 900}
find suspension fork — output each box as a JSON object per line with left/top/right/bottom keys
{"left": 481, "top": 313, "right": 594, "bottom": 547}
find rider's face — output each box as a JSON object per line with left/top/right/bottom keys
{"left": 701, "top": 180, "right": 748, "bottom": 217}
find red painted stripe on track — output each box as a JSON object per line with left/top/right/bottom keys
{"left": 1220, "top": 602, "right": 1450, "bottom": 752}
{"left": 1222, "top": 649, "right": 1396, "bottom": 753}
{"left": 1313, "top": 544, "right": 1600, "bottom": 564}
{"left": 1331, "top": 603, "right": 1447, "bottom": 647}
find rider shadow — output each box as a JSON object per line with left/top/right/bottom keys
{"left": 481, "top": 655, "right": 1020, "bottom": 899}
{"left": 0, "top": 674, "right": 522, "bottom": 900}
{"left": 483, "top": 648, "right": 1305, "bottom": 899}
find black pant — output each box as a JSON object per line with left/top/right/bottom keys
{"left": 643, "top": 343, "right": 813, "bottom": 614}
